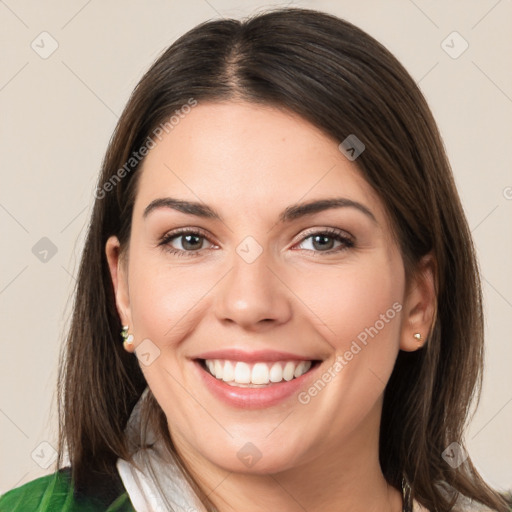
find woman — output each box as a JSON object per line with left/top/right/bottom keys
{"left": 1, "top": 7, "right": 510, "bottom": 512}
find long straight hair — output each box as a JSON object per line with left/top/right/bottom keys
{"left": 56, "top": 7, "right": 510, "bottom": 511}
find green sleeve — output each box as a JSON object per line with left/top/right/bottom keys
{"left": 0, "top": 470, "right": 135, "bottom": 511}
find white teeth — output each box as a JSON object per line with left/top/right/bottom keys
{"left": 283, "top": 362, "right": 295, "bottom": 381}
{"left": 294, "top": 361, "right": 311, "bottom": 378}
{"left": 214, "top": 360, "right": 224, "bottom": 380}
{"left": 234, "top": 362, "right": 251, "bottom": 384}
{"left": 269, "top": 362, "right": 283, "bottom": 383}
{"left": 222, "top": 360, "right": 235, "bottom": 382}
{"left": 203, "top": 359, "right": 314, "bottom": 385}
{"left": 251, "top": 363, "right": 269, "bottom": 385}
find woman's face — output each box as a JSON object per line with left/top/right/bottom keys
{"left": 107, "top": 101, "right": 414, "bottom": 475}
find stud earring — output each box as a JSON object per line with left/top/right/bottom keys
{"left": 121, "top": 325, "right": 135, "bottom": 352}
{"left": 413, "top": 333, "right": 423, "bottom": 343}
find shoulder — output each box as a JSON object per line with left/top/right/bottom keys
{"left": 0, "top": 467, "right": 135, "bottom": 511}
{"left": 0, "top": 468, "right": 74, "bottom": 511}
{"left": 0, "top": 468, "right": 77, "bottom": 512}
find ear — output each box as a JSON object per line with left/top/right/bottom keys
{"left": 400, "top": 252, "right": 437, "bottom": 352}
{"left": 105, "top": 236, "right": 132, "bottom": 328}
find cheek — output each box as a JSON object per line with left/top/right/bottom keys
{"left": 290, "top": 256, "right": 404, "bottom": 379}
{"left": 288, "top": 258, "right": 404, "bottom": 439}
{"left": 127, "top": 252, "right": 217, "bottom": 345}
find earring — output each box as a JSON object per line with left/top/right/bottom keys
{"left": 121, "top": 325, "right": 135, "bottom": 352}
{"left": 413, "top": 333, "right": 422, "bottom": 343}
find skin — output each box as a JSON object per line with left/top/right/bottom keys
{"left": 106, "top": 101, "right": 436, "bottom": 512}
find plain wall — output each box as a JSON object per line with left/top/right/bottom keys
{"left": 1, "top": 0, "right": 511, "bottom": 495}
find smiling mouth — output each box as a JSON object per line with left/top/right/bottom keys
{"left": 196, "top": 358, "right": 321, "bottom": 388}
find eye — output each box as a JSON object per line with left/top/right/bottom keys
{"left": 294, "top": 228, "right": 354, "bottom": 255}
{"left": 158, "top": 227, "right": 354, "bottom": 258}
{"left": 158, "top": 228, "right": 215, "bottom": 257}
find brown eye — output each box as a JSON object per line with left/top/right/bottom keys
{"left": 295, "top": 229, "right": 354, "bottom": 254}
{"left": 310, "top": 234, "right": 337, "bottom": 251}
{"left": 159, "top": 229, "right": 215, "bottom": 257}
{"left": 173, "top": 233, "right": 204, "bottom": 251}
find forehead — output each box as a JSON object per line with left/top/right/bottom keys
{"left": 133, "top": 101, "right": 387, "bottom": 224}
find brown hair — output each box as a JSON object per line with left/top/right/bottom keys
{"left": 56, "top": 7, "right": 511, "bottom": 511}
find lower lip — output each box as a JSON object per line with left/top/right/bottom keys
{"left": 193, "top": 359, "right": 322, "bottom": 409}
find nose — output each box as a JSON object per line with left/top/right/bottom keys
{"left": 214, "top": 245, "right": 293, "bottom": 331}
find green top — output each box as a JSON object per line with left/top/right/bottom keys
{"left": 0, "top": 468, "right": 136, "bottom": 512}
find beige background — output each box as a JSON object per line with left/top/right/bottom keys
{"left": 1, "top": 0, "right": 511, "bottom": 496}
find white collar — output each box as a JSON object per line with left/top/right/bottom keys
{"left": 116, "top": 387, "right": 207, "bottom": 512}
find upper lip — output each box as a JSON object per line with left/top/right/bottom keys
{"left": 193, "top": 349, "right": 322, "bottom": 363}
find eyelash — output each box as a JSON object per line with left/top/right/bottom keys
{"left": 158, "top": 227, "right": 354, "bottom": 258}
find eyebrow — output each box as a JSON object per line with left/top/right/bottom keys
{"left": 143, "top": 197, "right": 377, "bottom": 224}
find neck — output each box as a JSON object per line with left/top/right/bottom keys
{"left": 172, "top": 401, "right": 402, "bottom": 512}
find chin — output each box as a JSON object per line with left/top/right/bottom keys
{"left": 200, "top": 439, "right": 307, "bottom": 475}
